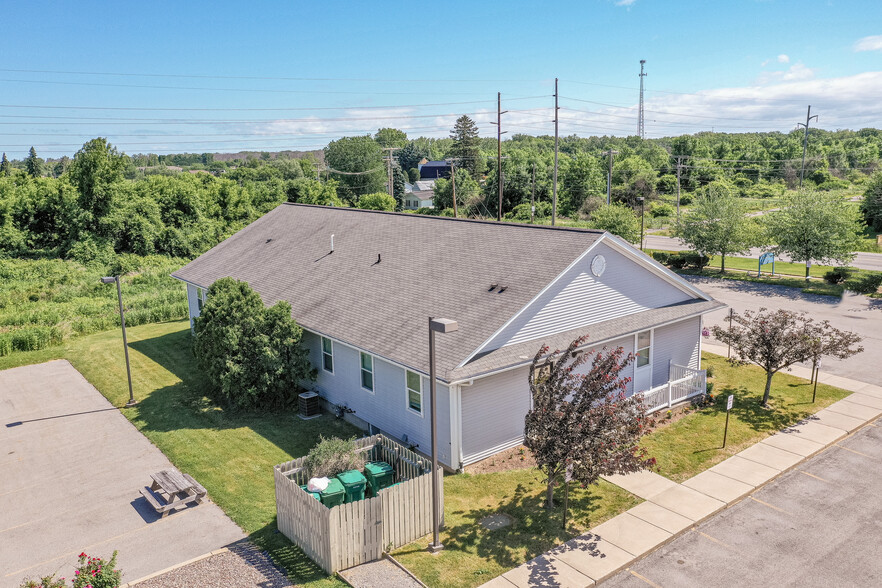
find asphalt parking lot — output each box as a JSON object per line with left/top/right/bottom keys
{"left": 0, "top": 360, "right": 245, "bottom": 587}
{"left": 603, "top": 417, "right": 882, "bottom": 587}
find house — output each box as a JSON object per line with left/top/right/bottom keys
{"left": 417, "top": 160, "right": 451, "bottom": 180}
{"left": 172, "top": 204, "right": 724, "bottom": 470}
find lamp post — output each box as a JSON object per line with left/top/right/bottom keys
{"left": 637, "top": 197, "right": 645, "bottom": 251}
{"left": 428, "top": 316, "right": 458, "bottom": 553}
{"left": 101, "top": 276, "right": 136, "bottom": 407}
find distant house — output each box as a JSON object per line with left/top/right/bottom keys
{"left": 403, "top": 180, "right": 435, "bottom": 209}
{"left": 173, "top": 204, "right": 723, "bottom": 470}
{"left": 417, "top": 160, "right": 451, "bottom": 180}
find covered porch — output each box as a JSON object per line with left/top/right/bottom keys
{"left": 638, "top": 363, "right": 707, "bottom": 414}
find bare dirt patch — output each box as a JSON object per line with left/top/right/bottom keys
{"left": 464, "top": 445, "right": 536, "bottom": 474}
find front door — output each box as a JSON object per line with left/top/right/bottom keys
{"left": 634, "top": 330, "right": 653, "bottom": 392}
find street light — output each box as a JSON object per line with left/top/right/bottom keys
{"left": 428, "top": 316, "right": 458, "bottom": 554}
{"left": 101, "top": 276, "right": 136, "bottom": 407}
{"left": 637, "top": 197, "right": 645, "bottom": 251}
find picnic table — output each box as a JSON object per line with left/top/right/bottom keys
{"left": 139, "top": 468, "right": 207, "bottom": 518}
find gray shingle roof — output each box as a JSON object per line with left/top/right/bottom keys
{"left": 172, "top": 204, "right": 715, "bottom": 382}
{"left": 450, "top": 298, "right": 725, "bottom": 381}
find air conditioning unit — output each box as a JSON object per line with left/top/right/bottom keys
{"left": 298, "top": 391, "right": 321, "bottom": 419}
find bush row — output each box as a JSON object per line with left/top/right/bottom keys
{"left": 650, "top": 250, "right": 711, "bottom": 270}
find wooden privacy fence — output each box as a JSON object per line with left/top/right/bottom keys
{"left": 274, "top": 434, "right": 444, "bottom": 573}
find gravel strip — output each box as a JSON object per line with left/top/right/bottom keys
{"left": 134, "top": 540, "right": 292, "bottom": 588}
{"left": 338, "top": 558, "right": 422, "bottom": 588}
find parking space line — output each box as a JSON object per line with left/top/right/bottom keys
{"left": 630, "top": 569, "right": 663, "bottom": 588}
{"left": 799, "top": 470, "right": 831, "bottom": 483}
{"left": 697, "top": 531, "right": 741, "bottom": 553}
{"left": 749, "top": 496, "right": 790, "bottom": 515}
{"left": 835, "top": 444, "right": 872, "bottom": 458}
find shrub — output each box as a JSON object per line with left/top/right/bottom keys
{"left": 650, "top": 251, "right": 670, "bottom": 265}
{"left": 669, "top": 252, "right": 688, "bottom": 269}
{"left": 19, "top": 575, "right": 66, "bottom": 588}
{"left": 681, "top": 252, "right": 710, "bottom": 269}
{"left": 304, "top": 436, "right": 366, "bottom": 479}
{"left": 823, "top": 266, "right": 854, "bottom": 284}
{"left": 706, "top": 382, "right": 715, "bottom": 395}
{"left": 843, "top": 272, "right": 882, "bottom": 294}
{"left": 678, "top": 192, "right": 693, "bottom": 206}
{"left": 705, "top": 365, "right": 715, "bottom": 378}
{"left": 71, "top": 551, "right": 121, "bottom": 588}
{"left": 650, "top": 202, "right": 675, "bottom": 218}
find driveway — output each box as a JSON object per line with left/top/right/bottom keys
{"left": 602, "top": 415, "right": 882, "bottom": 587}
{"left": 645, "top": 234, "right": 882, "bottom": 272}
{"left": 0, "top": 360, "right": 245, "bottom": 587}
{"left": 687, "top": 275, "right": 882, "bottom": 385}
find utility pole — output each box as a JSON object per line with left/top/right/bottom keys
{"left": 382, "top": 147, "right": 400, "bottom": 198}
{"left": 449, "top": 160, "right": 457, "bottom": 218}
{"left": 603, "top": 148, "right": 618, "bottom": 205}
{"left": 531, "top": 162, "right": 536, "bottom": 224}
{"left": 797, "top": 105, "right": 818, "bottom": 189}
{"left": 494, "top": 92, "right": 508, "bottom": 221}
{"left": 675, "top": 155, "right": 683, "bottom": 219}
{"left": 552, "top": 77, "right": 559, "bottom": 226}
{"left": 638, "top": 60, "right": 647, "bottom": 140}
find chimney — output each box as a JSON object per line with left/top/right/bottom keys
{"left": 330, "top": 234, "right": 334, "bottom": 253}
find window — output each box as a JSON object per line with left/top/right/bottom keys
{"left": 321, "top": 337, "right": 334, "bottom": 373}
{"left": 196, "top": 288, "right": 206, "bottom": 312}
{"left": 637, "top": 330, "right": 651, "bottom": 367}
{"left": 406, "top": 370, "right": 422, "bottom": 414}
{"left": 360, "top": 352, "right": 374, "bottom": 391}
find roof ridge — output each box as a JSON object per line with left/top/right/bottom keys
{"left": 282, "top": 203, "right": 606, "bottom": 235}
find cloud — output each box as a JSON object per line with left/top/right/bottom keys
{"left": 576, "top": 70, "right": 882, "bottom": 138}
{"left": 854, "top": 35, "right": 882, "bottom": 52}
{"left": 777, "top": 54, "right": 790, "bottom": 63}
{"left": 615, "top": 0, "right": 637, "bottom": 6}
{"left": 756, "top": 62, "right": 816, "bottom": 84}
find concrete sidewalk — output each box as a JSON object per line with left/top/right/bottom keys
{"left": 479, "top": 348, "right": 882, "bottom": 588}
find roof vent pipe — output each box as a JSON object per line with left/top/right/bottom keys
{"left": 330, "top": 234, "right": 334, "bottom": 253}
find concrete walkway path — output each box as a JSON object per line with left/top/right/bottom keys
{"left": 479, "top": 347, "right": 882, "bottom": 588}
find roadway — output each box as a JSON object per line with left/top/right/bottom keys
{"left": 644, "top": 234, "right": 882, "bottom": 272}
{"left": 687, "top": 275, "right": 882, "bottom": 385}
{"left": 602, "top": 415, "right": 882, "bottom": 588}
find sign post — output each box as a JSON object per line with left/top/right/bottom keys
{"left": 723, "top": 394, "right": 734, "bottom": 448}
{"left": 563, "top": 464, "right": 572, "bottom": 530}
{"left": 758, "top": 252, "right": 775, "bottom": 277}
{"left": 812, "top": 360, "right": 821, "bottom": 403}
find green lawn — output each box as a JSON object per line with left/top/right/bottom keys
{"left": 673, "top": 267, "right": 844, "bottom": 297}
{"left": 642, "top": 352, "right": 853, "bottom": 482}
{"left": 0, "top": 320, "right": 356, "bottom": 588}
{"left": 393, "top": 471, "right": 639, "bottom": 588}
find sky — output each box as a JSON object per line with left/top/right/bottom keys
{"left": 1, "top": 0, "right": 881, "bottom": 158}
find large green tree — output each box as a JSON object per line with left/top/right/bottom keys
{"left": 374, "top": 127, "right": 407, "bottom": 149}
{"left": 588, "top": 203, "right": 641, "bottom": 243}
{"left": 324, "top": 136, "right": 386, "bottom": 204}
{"left": 193, "top": 277, "right": 315, "bottom": 409}
{"left": 0, "top": 153, "right": 9, "bottom": 175}
{"left": 358, "top": 192, "right": 396, "bottom": 211}
{"left": 765, "top": 189, "right": 864, "bottom": 277}
{"left": 432, "top": 168, "right": 481, "bottom": 212}
{"left": 560, "top": 152, "right": 604, "bottom": 216}
{"left": 676, "top": 180, "right": 754, "bottom": 272}
{"left": 66, "top": 138, "right": 128, "bottom": 229}
{"left": 25, "top": 147, "right": 42, "bottom": 178}
{"left": 860, "top": 171, "right": 882, "bottom": 231}
{"left": 447, "top": 115, "right": 482, "bottom": 180}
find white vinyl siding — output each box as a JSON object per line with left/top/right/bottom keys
{"left": 303, "top": 331, "right": 453, "bottom": 467}
{"left": 481, "top": 242, "right": 694, "bottom": 351}
{"left": 186, "top": 284, "right": 201, "bottom": 329}
{"left": 651, "top": 317, "right": 701, "bottom": 387}
{"left": 461, "top": 366, "right": 531, "bottom": 465}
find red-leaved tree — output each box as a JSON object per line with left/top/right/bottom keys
{"left": 524, "top": 336, "right": 655, "bottom": 511}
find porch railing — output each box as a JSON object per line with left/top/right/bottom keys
{"left": 638, "top": 363, "right": 706, "bottom": 414}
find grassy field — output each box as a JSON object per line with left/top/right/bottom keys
{"left": 0, "top": 255, "right": 188, "bottom": 356}
{"left": 0, "top": 320, "right": 357, "bottom": 588}
{"left": 641, "top": 353, "right": 853, "bottom": 482}
{"left": 393, "top": 472, "right": 638, "bottom": 588}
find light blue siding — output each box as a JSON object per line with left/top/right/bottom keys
{"left": 481, "top": 242, "right": 694, "bottom": 351}
{"left": 651, "top": 317, "right": 701, "bottom": 387}
{"left": 186, "top": 284, "right": 201, "bottom": 329}
{"left": 303, "top": 331, "right": 453, "bottom": 468}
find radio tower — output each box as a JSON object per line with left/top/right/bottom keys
{"left": 638, "top": 59, "right": 647, "bottom": 139}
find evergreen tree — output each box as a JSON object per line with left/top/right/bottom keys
{"left": 448, "top": 115, "right": 482, "bottom": 180}
{"left": 25, "top": 147, "right": 42, "bottom": 178}
{"left": 0, "top": 153, "right": 9, "bottom": 175}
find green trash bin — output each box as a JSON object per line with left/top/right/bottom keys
{"left": 320, "top": 478, "right": 346, "bottom": 508}
{"left": 336, "top": 469, "right": 367, "bottom": 503}
{"left": 364, "top": 461, "right": 394, "bottom": 496}
{"left": 299, "top": 484, "right": 321, "bottom": 501}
